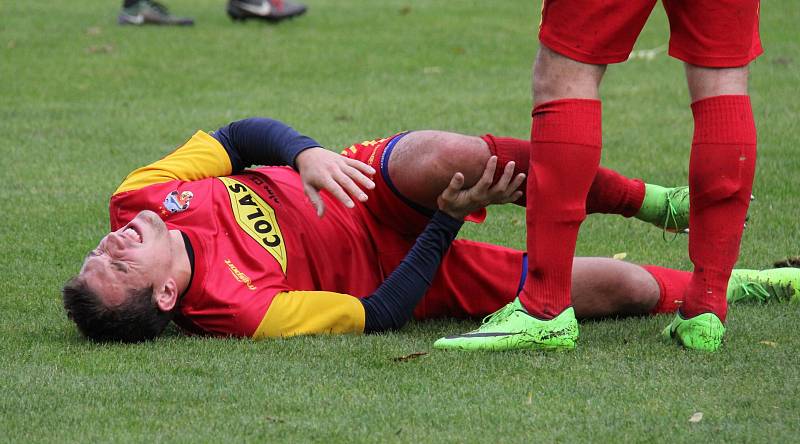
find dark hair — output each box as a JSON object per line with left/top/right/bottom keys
{"left": 62, "top": 276, "right": 173, "bottom": 343}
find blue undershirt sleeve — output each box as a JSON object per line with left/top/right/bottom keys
{"left": 360, "top": 211, "right": 464, "bottom": 333}
{"left": 211, "top": 117, "right": 321, "bottom": 173}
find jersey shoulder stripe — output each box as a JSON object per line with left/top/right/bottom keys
{"left": 114, "top": 131, "right": 232, "bottom": 195}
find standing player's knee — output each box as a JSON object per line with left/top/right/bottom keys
{"left": 533, "top": 46, "right": 606, "bottom": 104}
{"left": 685, "top": 64, "right": 750, "bottom": 101}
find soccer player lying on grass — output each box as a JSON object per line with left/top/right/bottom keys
{"left": 62, "top": 118, "right": 799, "bottom": 343}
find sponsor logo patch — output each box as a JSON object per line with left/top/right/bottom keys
{"left": 218, "top": 177, "right": 287, "bottom": 274}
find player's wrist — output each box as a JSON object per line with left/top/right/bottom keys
{"left": 293, "top": 146, "right": 325, "bottom": 170}
{"left": 432, "top": 210, "right": 465, "bottom": 230}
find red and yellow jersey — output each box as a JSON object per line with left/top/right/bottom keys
{"left": 109, "top": 131, "right": 382, "bottom": 339}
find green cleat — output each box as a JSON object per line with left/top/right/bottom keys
{"left": 727, "top": 268, "right": 800, "bottom": 304}
{"left": 662, "top": 312, "right": 725, "bottom": 352}
{"left": 433, "top": 298, "right": 578, "bottom": 351}
{"left": 635, "top": 184, "right": 690, "bottom": 233}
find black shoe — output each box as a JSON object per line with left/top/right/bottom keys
{"left": 118, "top": 0, "right": 194, "bottom": 26}
{"left": 226, "top": 0, "right": 307, "bottom": 22}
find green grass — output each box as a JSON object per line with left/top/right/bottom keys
{"left": 2, "top": 0, "right": 800, "bottom": 442}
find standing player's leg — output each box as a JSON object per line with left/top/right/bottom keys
{"left": 522, "top": 45, "right": 606, "bottom": 323}
{"left": 434, "top": 0, "right": 661, "bottom": 351}
{"left": 660, "top": 0, "right": 761, "bottom": 351}
{"left": 433, "top": 49, "right": 607, "bottom": 351}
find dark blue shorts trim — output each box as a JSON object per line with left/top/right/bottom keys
{"left": 517, "top": 254, "right": 528, "bottom": 295}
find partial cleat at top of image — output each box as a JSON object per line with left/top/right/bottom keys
{"left": 118, "top": 0, "right": 194, "bottom": 26}
{"left": 727, "top": 267, "right": 800, "bottom": 304}
{"left": 227, "top": 0, "right": 307, "bottom": 22}
{"left": 662, "top": 311, "right": 725, "bottom": 352}
{"left": 635, "top": 184, "right": 690, "bottom": 234}
{"left": 433, "top": 298, "right": 578, "bottom": 351}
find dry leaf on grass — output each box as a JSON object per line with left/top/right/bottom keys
{"left": 612, "top": 252, "right": 627, "bottom": 260}
{"left": 774, "top": 256, "right": 800, "bottom": 268}
{"left": 689, "top": 412, "right": 703, "bottom": 423}
{"left": 759, "top": 341, "right": 777, "bottom": 347}
{"left": 86, "top": 44, "right": 114, "bottom": 54}
{"left": 391, "top": 352, "right": 427, "bottom": 362}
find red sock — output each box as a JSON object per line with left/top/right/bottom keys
{"left": 481, "top": 135, "right": 530, "bottom": 206}
{"left": 482, "top": 134, "right": 643, "bottom": 216}
{"left": 520, "top": 99, "right": 602, "bottom": 318}
{"left": 586, "top": 168, "right": 645, "bottom": 217}
{"left": 642, "top": 265, "right": 691, "bottom": 314}
{"left": 681, "top": 95, "right": 756, "bottom": 322}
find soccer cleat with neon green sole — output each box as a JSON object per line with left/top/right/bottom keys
{"left": 433, "top": 298, "right": 578, "bottom": 351}
{"left": 727, "top": 267, "right": 800, "bottom": 304}
{"left": 634, "top": 184, "right": 690, "bottom": 233}
{"left": 662, "top": 312, "right": 725, "bottom": 352}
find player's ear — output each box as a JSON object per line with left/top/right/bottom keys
{"left": 154, "top": 279, "right": 178, "bottom": 312}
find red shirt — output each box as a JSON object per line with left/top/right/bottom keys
{"left": 110, "top": 131, "right": 371, "bottom": 338}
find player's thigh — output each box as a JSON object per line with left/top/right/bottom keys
{"left": 413, "top": 240, "right": 525, "bottom": 320}
{"left": 539, "top": 0, "right": 657, "bottom": 65}
{"left": 663, "top": 0, "right": 762, "bottom": 68}
{"left": 388, "top": 130, "right": 491, "bottom": 210}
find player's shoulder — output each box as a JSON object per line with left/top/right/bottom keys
{"left": 113, "top": 130, "right": 232, "bottom": 195}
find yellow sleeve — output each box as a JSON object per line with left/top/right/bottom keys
{"left": 114, "top": 130, "right": 233, "bottom": 195}
{"left": 252, "top": 291, "right": 366, "bottom": 339}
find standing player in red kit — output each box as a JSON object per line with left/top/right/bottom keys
{"left": 435, "top": 1, "right": 761, "bottom": 351}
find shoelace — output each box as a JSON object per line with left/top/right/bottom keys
{"left": 480, "top": 302, "right": 518, "bottom": 326}
{"left": 661, "top": 188, "right": 688, "bottom": 241}
{"left": 737, "top": 280, "right": 795, "bottom": 303}
{"left": 661, "top": 195, "right": 680, "bottom": 241}
{"left": 145, "top": 0, "right": 170, "bottom": 14}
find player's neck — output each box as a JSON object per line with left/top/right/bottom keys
{"left": 168, "top": 229, "right": 192, "bottom": 295}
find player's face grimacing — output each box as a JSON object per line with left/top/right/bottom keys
{"left": 79, "top": 210, "right": 175, "bottom": 307}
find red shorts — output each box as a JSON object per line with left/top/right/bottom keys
{"left": 340, "top": 134, "right": 525, "bottom": 319}
{"left": 539, "top": 0, "right": 762, "bottom": 67}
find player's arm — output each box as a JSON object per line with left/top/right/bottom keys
{"left": 252, "top": 210, "right": 462, "bottom": 338}
{"left": 214, "top": 118, "right": 376, "bottom": 216}
{"left": 115, "top": 118, "right": 373, "bottom": 208}
{"left": 252, "top": 157, "right": 524, "bottom": 338}
{"left": 115, "top": 117, "right": 313, "bottom": 194}
{"left": 211, "top": 117, "right": 321, "bottom": 172}
{"left": 360, "top": 156, "right": 523, "bottom": 332}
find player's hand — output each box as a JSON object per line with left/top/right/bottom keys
{"left": 436, "top": 156, "right": 525, "bottom": 220}
{"left": 295, "top": 147, "right": 376, "bottom": 217}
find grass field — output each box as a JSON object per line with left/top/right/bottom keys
{"left": 2, "top": 0, "right": 800, "bottom": 442}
